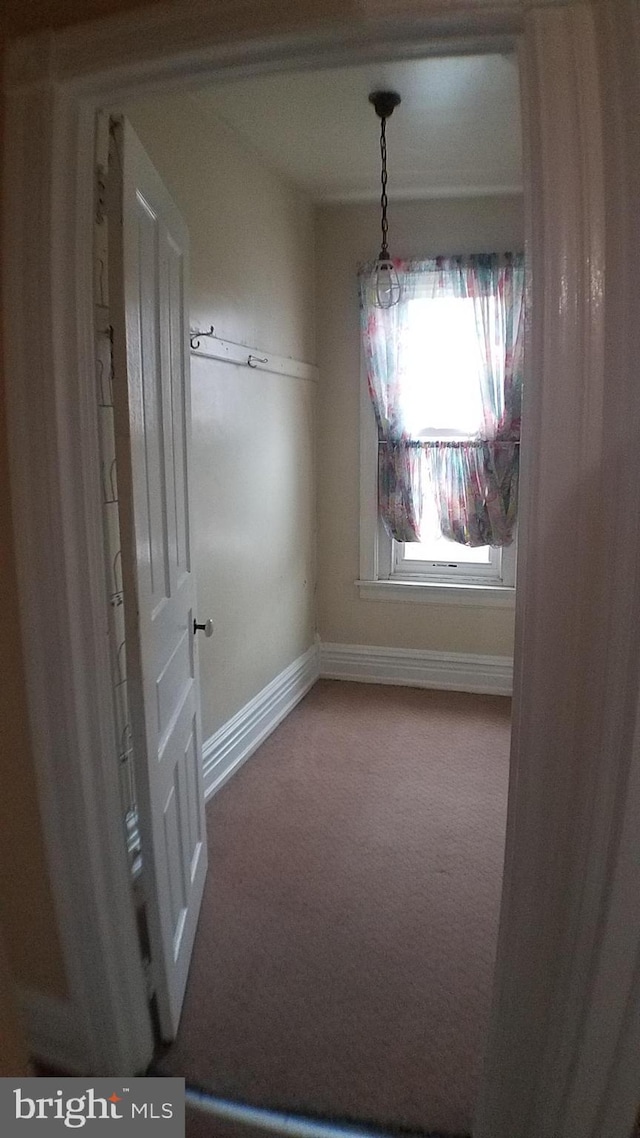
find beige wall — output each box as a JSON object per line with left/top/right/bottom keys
{"left": 316, "top": 196, "right": 524, "bottom": 654}
{"left": 126, "top": 93, "right": 316, "bottom": 736}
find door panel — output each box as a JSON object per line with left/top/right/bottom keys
{"left": 108, "top": 117, "right": 208, "bottom": 1039}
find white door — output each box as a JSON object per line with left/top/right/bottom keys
{"left": 107, "top": 117, "right": 208, "bottom": 1039}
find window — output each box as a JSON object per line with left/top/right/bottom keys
{"left": 391, "top": 294, "right": 515, "bottom": 589}
{"left": 393, "top": 492, "right": 516, "bottom": 589}
{"left": 358, "top": 258, "right": 521, "bottom": 608}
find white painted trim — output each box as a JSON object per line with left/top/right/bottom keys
{"left": 19, "top": 990, "right": 92, "bottom": 1076}
{"left": 555, "top": 7, "right": 640, "bottom": 1134}
{"left": 356, "top": 579, "right": 516, "bottom": 608}
{"left": 320, "top": 642, "right": 512, "bottom": 695}
{"left": 477, "top": 7, "right": 640, "bottom": 1138}
{"left": 191, "top": 335, "right": 318, "bottom": 384}
{"left": 203, "top": 645, "right": 320, "bottom": 799}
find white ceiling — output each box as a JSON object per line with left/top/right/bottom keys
{"left": 193, "top": 55, "right": 522, "bottom": 203}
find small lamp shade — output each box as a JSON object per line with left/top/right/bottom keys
{"left": 372, "top": 258, "right": 402, "bottom": 309}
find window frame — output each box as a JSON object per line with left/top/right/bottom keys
{"left": 392, "top": 535, "right": 516, "bottom": 587}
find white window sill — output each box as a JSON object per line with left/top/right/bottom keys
{"left": 355, "top": 579, "right": 516, "bottom": 608}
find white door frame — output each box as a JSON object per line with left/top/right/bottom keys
{"left": 4, "top": 0, "right": 640, "bottom": 1132}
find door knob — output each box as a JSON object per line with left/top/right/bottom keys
{"left": 193, "top": 618, "right": 213, "bottom": 638}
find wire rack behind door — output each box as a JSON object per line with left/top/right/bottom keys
{"left": 94, "top": 162, "right": 141, "bottom": 875}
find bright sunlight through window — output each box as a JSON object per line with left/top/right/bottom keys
{"left": 401, "top": 296, "right": 491, "bottom": 567}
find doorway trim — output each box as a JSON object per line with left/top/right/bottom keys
{"left": 4, "top": 1, "right": 640, "bottom": 1133}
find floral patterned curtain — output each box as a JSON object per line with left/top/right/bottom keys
{"left": 359, "top": 253, "right": 525, "bottom": 547}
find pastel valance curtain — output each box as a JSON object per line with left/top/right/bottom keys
{"left": 359, "top": 253, "right": 525, "bottom": 546}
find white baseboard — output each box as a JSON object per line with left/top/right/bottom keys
{"left": 319, "top": 642, "right": 513, "bottom": 696}
{"left": 203, "top": 643, "right": 320, "bottom": 799}
{"left": 20, "top": 989, "right": 91, "bottom": 1074}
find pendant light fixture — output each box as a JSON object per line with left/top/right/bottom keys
{"left": 368, "top": 89, "right": 402, "bottom": 309}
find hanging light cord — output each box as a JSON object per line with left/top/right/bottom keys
{"left": 368, "top": 89, "right": 402, "bottom": 307}
{"left": 379, "top": 115, "right": 390, "bottom": 262}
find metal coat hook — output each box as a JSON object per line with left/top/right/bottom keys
{"left": 190, "top": 326, "right": 215, "bottom": 351}
{"left": 247, "top": 354, "right": 268, "bottom": 368}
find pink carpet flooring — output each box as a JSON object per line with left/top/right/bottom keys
{"left": 160, "top": 680, "right": 511, "bottom": 1135}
